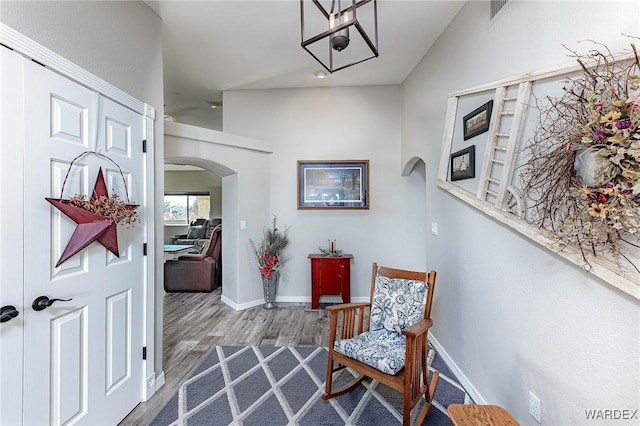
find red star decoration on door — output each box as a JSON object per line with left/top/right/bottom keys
{"left": 46, "top": 168, "right": 138, "bottom": 267}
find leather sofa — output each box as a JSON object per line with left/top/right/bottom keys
{"left": 164, "top": 224, "right": 222, "bottom": 292}
{"left": 170, "top": 218, "right": 210, "bottom": 246}
{"left": 170, "top": 218, "right": 223, "bottom": 251}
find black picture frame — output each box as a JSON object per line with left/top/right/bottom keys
{"left": 297, "top": 160, "right": 369, "bottom": 209}
{"left": 450, "top": 145, "right": 475, "bottom": 181}
{"left": 463, "top": 100, "right": 493, "bottom": 140}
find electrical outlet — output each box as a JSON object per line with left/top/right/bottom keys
{"left": 529, "top": 391, "right": 542, "bottom": 424}
{"left": 431, "top": 223, "right": 438, "bottom": 235}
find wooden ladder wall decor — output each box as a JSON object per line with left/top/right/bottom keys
{"left": 475, "top": 82, "right": 531, "bottom": 212}
{"left": 436, "top": 49, "right": 640, "bottom": 300}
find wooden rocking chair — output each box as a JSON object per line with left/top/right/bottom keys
{"left": 323, "top": 263, "right": 439, "bottom": 426}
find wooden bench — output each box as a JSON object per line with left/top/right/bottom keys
{"left": 448, "top": 404, "right": 519, "bottom": 426}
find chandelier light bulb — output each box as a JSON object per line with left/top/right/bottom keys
{"left": 330, "top": 27, "right": 349, "bottom": 51}
{"left": 328, "top": 11, "right": 349, "bottom": 52}
{"left": 330, "top": 32, "right": 349, "bottom": 51}
{"left": 300, "top": 0, "right": 378, "bottom": 73}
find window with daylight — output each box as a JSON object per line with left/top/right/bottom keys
{"left": 163, "top": 193, "right": 210, "bottom": 225}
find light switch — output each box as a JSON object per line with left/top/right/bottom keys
{"left": 240, "top": 220, "right": 246, "bottom": 229}
{"left": 431, "top": 223, "right": 438, "bottom": 235}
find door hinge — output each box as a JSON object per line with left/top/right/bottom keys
{"left": 142, "top": 346, "right": 147, "bottom": 360}
{"left": 142, "top": 139, "right": 147, "bottom": 153}
{"left": 143, "top": 243, "right": 147, "bottom": 256}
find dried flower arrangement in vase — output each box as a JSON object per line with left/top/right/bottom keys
{"left": 249, "top": 215, "right": 290, "bottom": 308}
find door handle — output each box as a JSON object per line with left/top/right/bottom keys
{"left": 32, "top": 296, "right": 73, "bottom": 311}
{"left": 0, "top": 305, "right": 19, "bottom": 322}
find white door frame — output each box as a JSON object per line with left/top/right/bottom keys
{"left": 0, "top": 42, "right": 26, "bottom": 426}
{"left": 0, "top": 22, "right": 158, "bottom": 402}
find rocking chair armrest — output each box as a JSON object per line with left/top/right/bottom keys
{"left": 402, "top": 318, "right": 433, "bottom": 338}
{"left": 325, "top": 302, "right": 371, "bottom": 314}
{"left": 326, "top": 302, "right": 371, "bottom": 345}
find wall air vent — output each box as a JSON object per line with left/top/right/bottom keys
{"left": 490, "top": 0, "right": 509, "bottom": 20}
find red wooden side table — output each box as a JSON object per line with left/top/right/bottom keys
{"left": 308, "top": 254, "right": 353, "bottom": 309}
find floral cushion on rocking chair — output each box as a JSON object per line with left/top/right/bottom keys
{"left": 333, "top": 275, "right": 428, "bottom": 375}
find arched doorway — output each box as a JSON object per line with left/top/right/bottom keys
{"left": 163, "top": 121, "right": 274, "bottom": 310}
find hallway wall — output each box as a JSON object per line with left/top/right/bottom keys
{"left": 224, "top": 85, "right": 428, "bottom": 303}
{"left": 402, "top": 1, "right": 640, "bottom": 424}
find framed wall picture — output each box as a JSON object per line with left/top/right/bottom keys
{"left": 463, "top": 100, "right": 493, "bottom": 140}
{"left": 450, "top": 145, "right": 475, "bottom": 181}
{"left": 297, "top": 160, "right": 369, "bottom": 209}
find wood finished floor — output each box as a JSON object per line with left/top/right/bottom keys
{"left": 119, "top": 288, "right": 330, "bottom": 426}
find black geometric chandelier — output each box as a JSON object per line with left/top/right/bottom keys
{"left": 300, "top": 0, "right": 378, "bottom": 73}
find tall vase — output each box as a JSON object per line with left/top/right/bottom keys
{"left": 263, "top": 272, "right": 278, "bottom": 309}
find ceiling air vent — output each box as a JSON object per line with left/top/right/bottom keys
{"left": 490, "top": 0, "right": 509, "bottom": 20}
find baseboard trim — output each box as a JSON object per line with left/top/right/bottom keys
{"left": 222, "top": 295, "right": 371, "bottom": 311}
{"left": 274, "top": 295, "right": 370, "bottom": 304}
{"left": 429, "top": 333, "right": 486, "bottom": 405}
{"left": 155, "top": 371, "right": 165, "bottom": 392}
{"left": 221, "top": 295, "right": 264, "bottom": 311}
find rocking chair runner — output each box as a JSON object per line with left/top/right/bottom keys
{"left": 323, "top": 263, "right": 439, "bottom": 426}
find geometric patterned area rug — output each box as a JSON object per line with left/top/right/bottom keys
{"left": 150, "top": 346, "right": 473, "bottom": 425}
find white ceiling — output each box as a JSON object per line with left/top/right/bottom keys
{"left": 146, "top": 0, "right": 466, "bottom": 129}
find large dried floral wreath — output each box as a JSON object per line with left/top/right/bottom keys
{"left": 521, "top": 40, "right": 640, "bottom": 271}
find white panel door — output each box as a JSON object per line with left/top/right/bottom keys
{"left": 22, "top": 59, "right": 145, "bottom": 425}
